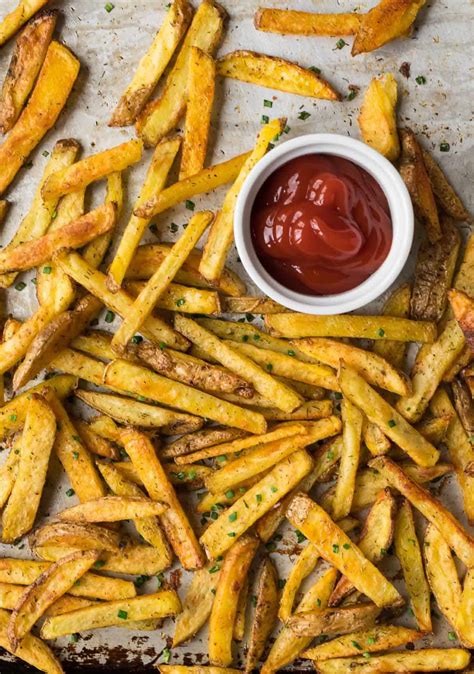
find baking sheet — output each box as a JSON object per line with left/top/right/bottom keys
{"left": 0, "top": 0, "right": 473, "bottom": 669}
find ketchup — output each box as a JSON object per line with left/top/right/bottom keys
{"left": 250, "top": 154, "right": 392, "bottom": 295}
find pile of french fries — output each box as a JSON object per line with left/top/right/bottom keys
{"left": 0, "top": 1, "right": 473, "bottom": 673}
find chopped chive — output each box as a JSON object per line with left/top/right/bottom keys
{"left": 388, "top": 419, "right": 396, "bottom": 428}
{"left": 228, "top": 512, "right": 237, "bottom": 522}
{"left": 245, "top": 313, "right": 255, "bottom": 322}
{"left": 105, "top": 2, "right": 115, "bottom": 12}
{"left": 225, "top": 490, "right": 235, "bottom": 499}
{"left": 156, "top": 573, "right": 164, "bottom": 588}
{"left": 185, "top": 200, "right": 195, "bottom": 211}
{"left": 377, "top": 328, "right": 385, "bottom": 337}
{"left": 131, "top": 335, "right": 143, "bottom": 344}
{"left": 283, "top": 125, "right": 291, "bottom": 134}
{"left": 295, "top": 530, "right": 306, "bottom": 544}
{"left": 251, "top": 595, "right": 257, "bottom": 607}
{"left": 270, "top": 486, "right": 278, "bottom": 493}
{"left": 170, "top": 222, "right": 178, "bottom": 233}
{"left": 332, "top": 544, "right": 339, "bottom": 553}
{"left": 367, "top": 636, "right": 377, "bottom": 645}
{"left": 66, "top": 488, "right": 75, "bottom": 497}
{"left": 70, "top": 633, "right": 80, "bottom": 643}
{"left": 209, "top": 564, "right": 220, "bottom": 573}
{"left": 343, "top": 543, "right": 351, "bottom": 550}
{"left": 72, "top": 451, "right": 79, "bottom": 460}
{"left": 335, "top": 39, "right": 347, "bottom": 49}
{"left": 228, "top": 532, "right": 236, "bottom": 537}
{"left": 256, "top": 494, "right": 262, "bottom": 503}
{"left": 351, "top": 641, "right": 362, "bottom": 650}
{"left": 104, "top": 310, "right": 115, "bottom": 323}
{"left": 134, "top": 575, "right": 149, "bottom": 587}
{"left": 415, "top": 75, "right": 426, "bottom": 84}
{"left": 266, "top": 363, "right": 273, "bottom": 372}
{"left": 287, "top": 349, "right": 295, "bottom": 356}
{"left": 326, "top": 451, "right": 334, "bottom": 460}
{"left": 278, "top": 579, "right": 286, "bottom": 589}
{"left": 42, "top": 266, "right": 52, "bottom": 274}
{"left": 298, "top": 111, "right": 310, "bottom": 120}
{"left": 309, "top": 66, "right": 321, "bottom": 74}
{"left": 242, "top": 335, "right": 249, "bottom": 342}
{"left": 448, "top": 631, "right": 456, "bottom": 641}
{"left": 261, "top": 115, "right": 270, "bottom": 124}
{"left": 176, "top": 298, "right": 186, "bottom": 307}
{"left": 216, "top": 454, "right": 227, "bottom": 462}
{"left": 42, "top": 150, "right": 50, "bottom": 157}
{"left": 15, "top": 282, "right": 26, "bottom": 291}
{"left": 94, "top": 560, "right": 106, "bottom": 569}
{"left": 440, "top": 142, "right": 450, "bottom": 152}
{"left": 263, "top": 99, "right": 273, "bottom": 108}
{"left": 362, "top": 652, "right": 371, "bottom": 659}
{"left": 162, "top": 647, "right": 171, "bottom": 663}
{"left": 9, "top": 414, "right": 17, "bottom": 422}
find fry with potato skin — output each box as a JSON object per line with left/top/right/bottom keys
{"left": 449, "top": 288, "right": 474, "bottom": 351}
{"left": 457, "top": 569, "right": 474, "bottom": 647}
{"left": 254, "top": 8, "right": 362, "bottom": 36}
{"left": 73, "top": 419, "right": 120, "bottom": 460}
{"left": 373, "top": 283, "right": 411, "bottom": 369}
{"left": 358, "top": 74, "right": 400, "bottom": 161}
{"left": 423, "top": 523, "right": 461, "bottom": 631}
{"left": 332, "top": 399, "right": 363, "bottom": 520}
{"left": 173, "top": 562, "right": 220, "bottom": 647}
{"left": 163, "top": 426, "right": 247, "bottom": 459}
{"left": 286, "top": 602, "right": 382, "bottom": 638}
{"left": 31, "top": 521, "right": 120, "bottom": 552}
{"left": 316, "top": 649, "right": 470, "bottom": 673}
{"left": 58, "top": 496, "right": 166, "bottom": 523}
{"left": 245, "top": 556, "right": 279, "bottom": 673}
{"left": 0, "top": 0, "right": 50, "bottom": 47}
{"left": 422, "top": 147, "right": 470, "bottom": 221}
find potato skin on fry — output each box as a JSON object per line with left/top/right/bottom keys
{"left": 245, "top": 556, "right": 279, "bottom": 673}
{"left": 255, "top": 8, "right": 362, "bottom": 36}
{"left": 358, "top": 74, "right": 399, "bottom": 161}
{"left": 449, "top": 289, "right": 474, "bottom": 352}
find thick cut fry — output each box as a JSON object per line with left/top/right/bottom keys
{"left": 373, "top": 283, "right": 411, "bottom": 368}
{"left": 430, "top": 388, "right": 474, "bottom": 524}
{"left": 451, "top": 378, "right": 474, "bottom": 434}
{"left": 449, "top": 289, "right": 474, "bottom": 351}
{"left": 51, "top": 348, "right": 109, "bottom": 387}
{"left": 8, "top": 550, "right": 99, "bottom": 650}
{"left": 399, "top": 127, "right": 441, "bottom": 242}
{"left": 110, "top": 0, "right": 193, "bottom": 126}
{"left": 397, "top": 320, "right": 465, "bottom": 422}
{"left": 209, "top": 534, "right": 259, "bottom": 666}
{"left": 246, "top": 556, "right": 279, "bottom": 673}
{"left": 339, "top": 362, "right": 439, "bottom": 467}
{"left": 0, "top": 41, "right": 79, "bottom": 195}
{"left": 221, "top": 296, "right": 286, "bottom": 314}
{"left": 423, "top": 524, "right": 461, "bottom": 630}
{"left": 32, "top": 521, "right": 120, "bottom": 552}
{"left": 107, "top": 136, "right": 181, "bottom": 290}
{"left": 217, "top": 50, "right": 339, "bottom": 100}
{"left": 0, "top": 450, "right": 19, "bottom": 509}
{"left": 58, "top": 496, "right": 166, "bottom": 523}
{"left": 287, "top": 603, "right": 381, "bottom": 638}
{"left": 136, "top": 0, "right": 225, "bottom": 146}
{"left": 41, "top": 590, "right": 181, "bottom": 638}
{"left": 369, "top": 456, "right": 474, "bottom": 567}
{"left": 201, "top": 450, "right": 313, "bottom": 559}
{"left": 255, "top": 8, "right": 362, "bottom": 36}
{"left": 0, "top": 0, "right": 49, "bottom": 46}
{"left": 457, "top": 569, "right": 474, "bottom": 648}
{"left": 2, "top": 395, "right": 56, "bottom": 542}
{"left": 74, "top": 419, "right": 120, "bottom": 460}
{"left": 199, "top": 118, "right": 285, "bottom": 280}
{"left": 119, "top": 428, "right": 204, "bottom": 570}
{"left": 0, "top": 203, "right": 116, "bottom": 274}
{"left": 332, "top": 399, "right": 363, "bottom": 520}
{"left": 0, "top": 305, "right": 55, "bottom": 376}
{"left": 416, "top": 414, "right": 451, "bottom": 445}
{"left": 0, "top": 608, "right": 63, "bottom": 674}
{"left": 180, "top": 47, "right": 215, "bottom": 179}
{"left": 454, "top": 233, "right": 474, "bottom": 297}
{"left": 422, "top": 148, "right": 470, "bottom": 221}
{"left": 316, "top": 649, "right": 470, "bottom": 673}
{"left": 287, "top": 493, "right": 401, "bottom": 607}
{"left": 0, "top": 9, "right": 57, "bottom": 133}
{"left": 57, "top": 252, "right": 189, "bottom": 351}
{"left": 358, "top": 74, "right": 400, "bottom": 161}
{"left": 394, "top": 499, "right": 431, "bottom": 631}
{"left": 363, "top": 419, "right": 391, "bottom": 456}
{"left": 42, "top": 139, "right": 143, "bottom": 200}
{"left": 246, "top": 400, "right": 332, "bottom": 422}
{"left": 163, "top": 427, "right": 247, "bottom": 459}
{"left": 173, "top": 562, "right": 220, "bottom": 646}
{"left": 352, "top": 0, "right": 427, "bottom": 56}
{"left": 82, "top": 171, "right": 122, "bottom": 269}
{"left": 113, "top": 211, "right": 213, "bottom": 350}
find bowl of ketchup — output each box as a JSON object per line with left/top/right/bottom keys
{"left": 234, "top": 134, "right": 413, "bottom": 314}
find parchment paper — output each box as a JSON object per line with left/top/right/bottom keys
{"left": 0, "top": 0, "right": 473, "bottom": 668}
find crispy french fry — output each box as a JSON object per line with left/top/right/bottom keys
{"left": 2, "top": 394, "right": 55, "bottom": 542}
{"left": 255, "top": 8, "right": 362, "bottom": 36}
{"left": 449, "top": 289, "right": 474, "bottom": 351}
{"left": 362, "top": 419, "right": 391, "bottom": 457}
{"left": 373, "top": 283, "right": 411, "bottom": 368}
{"left": 32, "top": 521, "right": 120, "bottom": 552}
{"left": 0, "top": 583, "right": 94, "bottom": 614}
{"left": 422, "top": 147, "right": 470, "bottom": 221}
{"left": 199, "top": 118, "right": 285, "bottom": 280}
{"left": 221, "top": 296, "right": 286, "bottom": 314}
{"left": 119, "top": 428, "right": 205, "bottom": 570}
{"left": 286, "top": 602, "right": 382, "bottom": 638}
{"left": 109, "top": 0, "right": 193, "bottom": 126}
{"left": 451, "top": 378, "right": 474, "bottom": 434}
{"left": 180, "top": 47, "right": 215, "bottom": 179}
{"left": 0, "top": 0, "right": 49, "bottom": 46}
{"left": 0, "top": 608, "right": 63, "bottom": 674}
{"left": 163, "top": 427, "right": 247, "bottom": 459}
{"left": 241, "top": 400, "right": 332, "bottom": 422}
{"left": 369, "top": 456, "right": 474, "bottom": 567}
{"left": 339, "top": 362, "right": 439, "bottom": 467}
{"left": 41, "top": 590, "right": 181, "bottom": 638}
{"left": 8, "top": 550, "right": 99, "bottom": 650}
{"left": 0, "top": 9, "right": 57, "bottom": 133}
{"left": 315, "top": 648, "right": 470, "bottom": 673}
{"left": 394, "top": 499, "right": 431, "bottom": 631}
{"left": 423, "top": 523, "right": 461, "bottom": 631}
{"left": 0, "top": 41, "right": 79, "bottom": 195}
{"left": 358, "top": 74, "right": 400, "bottom": 161}
{"left": 82, "top": 171, "right": 122, "bottom": 268}
{"left": 0, "top": 449, "right": 19, "bottom": 509}
{"left": 136, "top": 0, "right": 225, "bottom": 146}
{"left": 107, "top": 136, "right": 181, "bottom": 290}
{"left": 279, "top": 543, "right": 319, "bottom": 621}
{"left": 50, "top": 347, "right": 108, "bottom": 387}
{"left": 332, "top": 399, "right": 363, "bottom": 520}
{"left": 397, "top": 320, "right": 466, "bottom": 422}
{"left": 352, "top": 0, "right": 427, "bottom": 56}
{"left": 58, "top": 496, "right": 166, "bottom": 523}
{"left": 0, "top": 305, "right": 56, "bottom": 376}
{"left": 245, "top": 556, "right": 279, "bottom": 672}
{"left": 73, "top": 419, "right": 120, "bottom": 460}
{"left": 209, "top": 534, "right": 259, "bottom": 666}
{"left": 201, "top": 450, "right": 313, "bottom": 559}
{"left": 457, "top": 569, "right": 474, "bottom": 648}
{"left": 416, "top": 414, "right": 451, "bottom": 445}
{"left": 42, "top": 139, "right": 143, "bottom": 200}
{"left": 173, "top": 562, "right": 220, "bottom": 647}
{"left": 112, "top": 211, "right": 213, "bottom": 350}
{"left": 217, "top": 50, "right": 339, "bottom": 100}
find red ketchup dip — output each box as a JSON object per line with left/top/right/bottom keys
{"left": 250, "top": 154, "right": 393, "bottom": 295}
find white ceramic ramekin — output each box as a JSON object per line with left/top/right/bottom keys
{"left": 234, "top": 133, "right": 414, "bottom": 315}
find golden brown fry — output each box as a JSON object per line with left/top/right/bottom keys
{"left": 358, "top": 74, "right": 399, "bottom": 161}
{"left": 82, "top": 171, "right": 122, "bottom": 269}
{"left": 332, "top": 399, "right": 363, "bottom": 520}
{"left": 0, "top": 449, "right": 19, "bottom": 510}
{"left": 423, "top": 523, "right": 461, "bottom": 631}
{"left": 363, "top": 419, "right": 391, "bottom": 456}
{"left": 0, "top": 200, "right": 7, "bottom": 223}
{"left": 416, "top": 414, "right": 451, "bottom": 445}
{"left": 373, "top": 283, "right": 411, "bottom": 369}
{"left": 173, "top": 562, "right": 220, "bottom": 647}
{"left": 457, "top": 569, "right": 474, "bottom": 648}
{"left": 246, "top": 556, "right": 279, "bottom": 673}
{"left": 422, "top": 147, "right": 470, "bottom": 221}
{"left": 163, "top": 427, "right": 247, "bottom": 459}
{"left": 449, "top": 289, "right": 474, "bottom": 351}
{"left": 0, "top": 10, "right": 57, "bottom": 133}
{"left": 286, "top": 602, "right": 381, "bottom": 638}
{"left": 0, "top": 41, "right": 79, "bottom": 195}
{"left": 73, "top": 419, "right": 120, "bottom": 460}
{"left": 58, "top": 496, "right": 166, "bottom": 523}
{"left": 32, "top": 521, "right": 120, "bottom": 552}
{"left": 451, "top": 378, "right": 474, "bottom": 434}
{"left": 109, "top": 0, "right": 193, "bottom": 126}
{"left": 352, "top": 0, "right": 427, "bottom": 56}
{"left": 0, "top": 0, "right": 50, "bottom": 46}
{"left": 221, "top": 296, "right": 286, "bottom": 314}
{"left": 255, "top": 8, "right": 362, "bottom": 36}
{"left": 316, "top": 648, "right": 470, "bottom": 673}
{"left": 233, "top": 577, "right": 248, "bottom": 641}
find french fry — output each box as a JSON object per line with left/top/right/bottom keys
{"left": 454, "top": 232, "right": 474, "bottom": 297}
{"left": 200, "top": 450, "right": 313, "bottom": 559}
{"left": 358, "top": 74, "right": 400, "bottom": 161}
{"left": 368, "top": 456, "right": 474, "bottom": 567}
{"left": 41, "top": 590, "right": 181, "bottom": 638}
{"left": 315, "top": 649, "right": 470, "bottom": 673}
{"left": 119, "top": 428, "right": 205, "bottom": 570}
{"left": 112, "top": 211, "right": 213, "bottom": 350}
{"left": 363, "top": 419, "right": 391, "bottom": 457}
{"left": 451, "top": 378, "right": 474, "bottom": 435}
{"left": 209, "top": 534, "right": 259, "bottom": 666}
{"left": 240, "top": 400, "right": 332, "bottom": 422}
{"left": 266, "top": 312, "right": 436, "bottom": 342}
{"left": 44, "top": 595, "right": 96, "bottom": 617}
{"left": 74, "top": 419, "right": 120, "bottom": 460}
{"left": 332, "top": 399, "right": 363, "bottom": 520}
{"left": 0, "top": 9, "right": 57, "bottom": 133}
{"left": 396, "top": 320, "right": 466, "bottom": 422}
{"left": 0, "top": 0, "right": 49, "bottom": 46}
{"left": 0, "top": 200, "right": 7, "bottom": 223}
{"left": 160, "top": 668, "right": 240, "bottom": 674}
{"left": 32, "top": 521, "right": 120, "bottom": 552}
{"left": 82, "top": 171, "right": 122, "bottom": 269}
{"left": 0, "top": 305, "right": 56, "bottom": 376}
{"left": 430, "top": 388, "right": 474, "bottom": 524}
{"left": 352, "top": 0, "right": 427, "bottom": 56}
{"left": 457, "top": 569, "right": 474, "bottom": 648}
{"left": 109, "top": 0, "right": 193, "bottom": 126}
{"left": 416, "top": 414, "right": 451, "bottom": 445}
{"left": 58, "top": 496, "right": 166, "bottom": 523}
{"left": 0, "top": 41, "right": 79, "bottom": 195}
{"left": 76, "top": 389, "right": 203, "bottom": 436}
{"left": 2, "top": 394, "right": 56, "bottom": 542}
{"left": 261, "top": 567, "right": 338, "bottom": 674}
{"left": 42, "top": 139, "right": 143, "bottom": 200}
{"left": 286, "top": 492, "right": 402, "bottom": 607}
{"left": 373, "top": 283, "right": 411, "bottom": 369}
{"left": 173, "top": 562, "right": 220, "bottom": 646}
{"left": 217, "top": 50, "right": 339, "bottom": 100}
{"left": 0, "top": 608, "right": 64, "bottom": 674}
{"left": 56, "top": 251, "right": 189, "bottom": 351}
{"left": 339, "top": 362, "right": 439, "bottom": 467}
{"left": 449, "top": 289, "right": 474, "bottom": 351}
{"left": 107, "top": 136, "right": 181, "bottom": 291}
{"left": 50, "top": 347, "right": 108, "bottom": 387}
{"left": 199, "top": 118, "right": 285, "bottom": 280}
{"left": 394, "top": 499, "right": 431, "bottom": 631}
{"left": 245, "top": 556, "right": 279, "bottom": 673}
{"left": 8, "top": 550, "right": 99, "bottom": 650}
{"left": 0, "top": 449, "right": 19, "bottom": 510}
{"left": 286, "top": 602, "right": 382, "bottom": 638}
{"left": 254, "top": 8, "right": 362, "bottom": 36}
{"left": 180, "top": 47, "right": 215, "bottom": 179}
{"left": 221, "top": 296, "right": 286, "bottom": 314}
{"left": 422, "top": 147, "right": 470, "bottom": 221}
{"left": 423, "top": 523, "right": 461, "bottom": 631}
{"left": 163, "top": 427, "right": 247, "bottom": 459}
{"left": 136, "top": 0, "right": 225, "bottom": 146}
